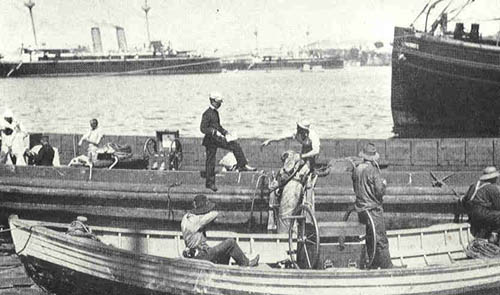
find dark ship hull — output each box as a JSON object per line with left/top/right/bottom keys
{"left": 391, "top": 26, "right": 500, "bottom": 137}
{"left": 222, "top": 57, "right": 343, "bottom": 71}
{"left": 0, "top": 56, "right": 221, "bottom": 78}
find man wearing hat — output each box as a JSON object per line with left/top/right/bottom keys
{"left": 261, "top": 119, "right": 320, "bottom": 169}
{"left": 181, "top": 195, "right": 259, "bottom": 266}
{"left": 0, "top": 108, "right": 26, "bottom": 165}
{"left": 463, "top": 166, "right": 500, "bottom": 239}
{"left": 352, "top": 143, "right": 392, "bottom": 269}
{"left": 200, "top": 92, "right": 256, "bottom": 192}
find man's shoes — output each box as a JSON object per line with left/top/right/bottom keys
{"left": 206, "top": 184, "right": 218, "bottom": 192}
{"left": 238, "top": 165, "right": 257, "bottom": 172}
{"left": 248, "top": 254, "right": 260, "bottom": 267}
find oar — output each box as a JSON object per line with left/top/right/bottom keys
{"left": 430, "top": 171, "right": 465, "bottom": 223}
{"left": 429, "top": 171, "right": 461, "bottom": 199}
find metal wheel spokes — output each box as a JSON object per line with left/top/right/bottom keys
{"left": 288, "top": 204, "right": 320, "bottom": 269}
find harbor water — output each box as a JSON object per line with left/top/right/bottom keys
{"left": 0, "top": 66, "right": 393, "bottom": 139}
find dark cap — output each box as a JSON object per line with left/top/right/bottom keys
{"left": 191, "top": 194, "right": 215, "bottom": 215}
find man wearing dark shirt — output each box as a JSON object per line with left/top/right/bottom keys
{"left": 29, "top": 136, "right": 55, "bottom": 166}
{"left": 200, "top": 92, "right": 256, "bottom": 192}
{"left": 463, "top": 166, "right": 500, "bottom": 238}
{"left": 352, "top": 143, "right": 392, "bottom": 269}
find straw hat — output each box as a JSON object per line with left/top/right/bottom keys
{"left": 480, "top": 166, "right": 500, "bottom": 181}
{"left": 209, "top": 92, "right": 223, "bottom": 103}
{"left": 191, "top": 195, "right": 215, "bottom": 215}
{"left": 359, "top": 143, "right": 380, "bottom": 161}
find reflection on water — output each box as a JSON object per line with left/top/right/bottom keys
{"left": 0, "top": 67, "right": 393, "bottom": 139}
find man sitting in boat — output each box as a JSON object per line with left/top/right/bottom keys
{"left": 26, "top": 135, "right": 60, "bottom": 166}
{"left": 78, "top": 118, "right": 103, "bottom": 163}
{"left": 181, "top": 194, "right": 259, "bottom": 266}
{"left": 352, "top": 143, "right": 393, "bottom": 269}
{"left": 462, "top": 166, "right": 500, "bottom": 239}
{"left": 261, "top": 119, "right": 320, "bottom": 169}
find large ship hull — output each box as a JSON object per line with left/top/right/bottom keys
{"left": 0, "top": 57, "right": 221, "bottom": 78}
{"left": 391, "top": 27, "right": 500, "bottom": 137}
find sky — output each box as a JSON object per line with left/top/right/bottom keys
{"left": 1, "top": 0, "right": 499, "bottom": 57}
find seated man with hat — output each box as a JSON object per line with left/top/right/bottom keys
{"left": 352, "top": 143, "right": 392, "bottom": 269}
{"left": 261, "top": 119, "right": 320, "bottom": 169}
{"left": 463, "top": 166, "right": 500, "bottom": 239}
{"left": 181, "top": 195, "right": 259, "bottom": 266}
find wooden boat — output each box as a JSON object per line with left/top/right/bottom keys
{"left": 9, "top": 215, "right": 500, "bottom": 295}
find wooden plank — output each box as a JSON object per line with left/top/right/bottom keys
{"left": 332, "top": 139, "right": 357, "bottom": 158}
{"left": 465, "top": 138, "right": 493, "bottom": 167}
{"left": 411, "top": 139, "right": 437, "bottom": 166}
{"left": 438, "top": 139, "right": 465, "bottom": 167}
{"left": 386, "top": 139, "right": 411, "bottom": 165}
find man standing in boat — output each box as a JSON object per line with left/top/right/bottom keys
{"left": 462, "top": 166, "right": 500, "bottom": 239}
{"left": 261, "top": 119, "right": 320, "bottom": 169}
{"left": 78, "top": 118, "right": 103, "bottom": 163}
{"left": 352, "top": 143, "right": 393, "bottom": 269}
{"left": 200, "top": 92, "right": 256, "bottom": 192}
{"left": 181, "top": 194, "right": 259, "bottom": 266}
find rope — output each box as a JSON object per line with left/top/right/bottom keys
{"left": 0, "top": 225, "right": 46, "bottom": 255}
{"left": 248, "top": 173, "right": 270, "bottom": 230}
{"left": 466, "top": 238, "right": 500, "bottom": 258}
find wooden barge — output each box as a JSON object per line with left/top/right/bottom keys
{"left": 1, "top": 133, "right": 500, "bottom": 229}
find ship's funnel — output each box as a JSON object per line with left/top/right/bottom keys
{"left": 115, "top": 26, "right": 128, "bottom": 52}
{"left": 91, "top": 27, "right": 103, "bottom": 53}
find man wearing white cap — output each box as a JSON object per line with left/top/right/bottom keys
{"left": 0, "top": 109, "right": 26, "bottom": 165}
{"left": 200, "top": 92, "right": 256, "bottom": 192}
{"left": 261, "top": 119, "right": 320, "bottom": 169}
{"left": 352, "top": 143, "right": 392, "bottom": 269}
{"left": 463, "top": 166, "right": 500, "bottom": 239}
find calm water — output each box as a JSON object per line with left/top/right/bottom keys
{"left": 0, "top": 66, "right": 393, "bottom": 139}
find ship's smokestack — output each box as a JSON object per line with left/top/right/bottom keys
{"left": 115, "top": 26, "right": 128, "bottom": 52}
{"left": 91, "top": 27, "right": 103, "bottom": 53}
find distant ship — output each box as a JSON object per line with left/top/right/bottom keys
{"left": 391, "top": 2, "right": 500, "bottom": 137}
{"left": 0, "top": 40, "right": 221, "bottom": 78}
{"left": 222, "top": 55, "right": 343, "bottom": 71}
{"left": 0, "top": 2, "right": 220, "bottom": 78}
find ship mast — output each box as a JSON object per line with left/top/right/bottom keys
{"left": 24, "top": 0, "right": 38, "bottom": 47}
{"left": 254, "top": 28, "right": 259, "bottom": 57}
{"left": 142, "top": 0, "right": 151, "bottom": 46}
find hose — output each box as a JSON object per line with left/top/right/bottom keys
{"left": 248, "top": 173, "right": 269, "bottom": 231}
{"left": 365, "top": 210, "right": 377, "bottom": 269}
